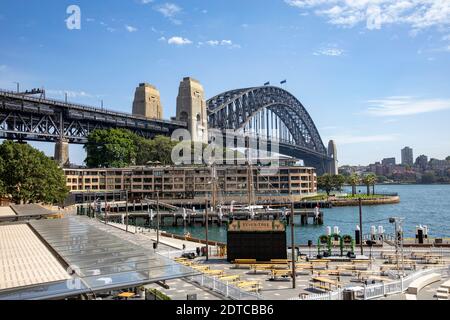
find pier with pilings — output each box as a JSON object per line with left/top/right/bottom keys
{"left": 76, "top": 200, "right": 324, "bottom": 227}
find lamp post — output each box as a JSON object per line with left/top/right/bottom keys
{"left": 157, "top": 191, "right": 160, "bottom": 246}
{"left": 290, "top": 202, "right": 296, "bottom": 289}
{"left": 104, "top": 191, "right": 107, "bottom": 225}
{"left": 358, "top": 198, "right": 364, "bottom": 255}
{"left": 390, "top": 217, "right": 405, "bottom": 277}
{"left": 125, "top": 190, "right": 129, "bottom": 233}
{"left": 205, "top": 199, "right": 209, "bottom": 262}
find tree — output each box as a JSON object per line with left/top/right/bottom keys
{"left": 362, "top": 174, "right": 377, "bottom": 196}
{"left": 317, "top": 174, "right": 345, "bottom": 196}
{"left": 446, "top": 156, "right": 450, "bottom": 162}
{"left": 347, "top": 174, "right": 361, "bottom": 197}
{"left": 84, "top": 129, "right": 138, "bottom": 168}
{"left": 332, "top": 174, "right": 346, "bottom": 192}
{"left": 317, "top": 174, "right": 334, "bottom": 196}
{"left": 0, "top": 141, "right": 69, "bottom": 204}
{"left": 421, "top": 172, "right": 436, "bottom": 184}
{"left": 135, "top": 135, "right": 178, "bottom": 166}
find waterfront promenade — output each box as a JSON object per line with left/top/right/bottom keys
{"left": 99, "top": 218, "right": 450, "bottom": 300}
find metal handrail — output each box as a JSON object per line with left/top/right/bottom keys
{"left": 291, "top": 267, "right": 449, "bottom": 300}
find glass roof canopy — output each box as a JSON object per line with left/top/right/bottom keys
{"left": 0, "top": 216, "right": 196, "bottom": 300}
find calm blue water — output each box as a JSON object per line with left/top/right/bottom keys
{"left": 160, "top": 185, "right": 450, "bottom": 244}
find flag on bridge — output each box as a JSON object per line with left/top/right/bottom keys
{"left": 280, "top": 80, "right": 287, "bottom": 85}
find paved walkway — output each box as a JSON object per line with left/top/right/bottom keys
{"left": 144, "top": 278, "right": 223, "bottom": 300}
{"left": 106, "top": 222, "right": 206, "bottom": 251}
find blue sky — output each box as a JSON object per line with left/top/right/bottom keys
{"left": 0, "top": 0, "right": 449, "bottom": 166}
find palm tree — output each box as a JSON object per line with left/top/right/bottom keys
{"left": 362, "top": 174, "right": 377, "bottom": 196}
{"left": 348, "top": 174, "right": 360, "bottom": 197}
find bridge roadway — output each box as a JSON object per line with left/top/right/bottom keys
{"left": 0, "top": 87, "right": 333, "bottom": 173}
{"left": 0, "top": 89, "right": 186, "bottom": 144}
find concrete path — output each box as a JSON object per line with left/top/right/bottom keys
{"left": 107, "top": 222, "right": 205, "bottom": 251}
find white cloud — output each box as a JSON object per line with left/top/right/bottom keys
{"left": 200, "top": 39, "right": 241, "bottom": 49}
{"left": 366, "top": 96, "right": 450, "bottom": 116}
{"left": 155, "top": 3, "right": 182, "bottom": 25}
{"left": 141, "top": 0, "right": 153, "bottom": 4}
{"left": 314, "top": 45, "right": 345, "bottom": 56}
{"left": 125, "top": 25, "right": 138, "bottom": 32}
{"left": 46, "top": 89, "right": 95, "bottom": 99}
{"left": 167, "top": 36, "right": 192, "bottom": 45}
{"left": 332, "top": 134, "right": 398, "bottom": 145}
{"left": 156, "top": 3, "right": 181, "bottom": 17}
{"left": 285, "top": 0, "right": 450, "bottom": 31}
{"left": 205, "top": 40, "right": 219, "bottom": 46}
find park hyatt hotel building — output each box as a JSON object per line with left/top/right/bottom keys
{"left": 63, "top": 161, "right": 318, "bottom": 205}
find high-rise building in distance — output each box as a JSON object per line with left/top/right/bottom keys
{"left": 415, "top": 155, "right": 428, "bottom": 170}
{"left": 401, "top": 147, "right": 414, "bottom": 166}
{"left": 382, "top": 158, "right": 396, "bottom": 166}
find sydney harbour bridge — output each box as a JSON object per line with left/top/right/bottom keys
{"left": 0, "top": 81, "right": 337, "bottom": 175}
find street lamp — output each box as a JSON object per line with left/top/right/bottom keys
{"left": 290, "top": 202, "right": 296, "bottom": 289}
{"left": 358, "top": 198, "right": 364, "bottom": 255}
{"left": 156, "top": 190, "right": 160, "bottom": 247}
{"left": 125, "top": 190, "right": 129, "bottom": 233}
{"left": 205, "top": 199, "right": 209, "bottom": 261}
{"left": 389, "top": 217, "right": 405, "bottom": 277}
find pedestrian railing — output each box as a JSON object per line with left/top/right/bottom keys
{"left": 189, "top": 274, "right": 263, "bottom": 300}
{"left": 291, "top": 289, "right": 343, "bottom": 301}
{"left": 291, "top": 267, "right": 449, "bottom": 301}
{"left": 363, "top": 267, "right": 448, "bottom": 300}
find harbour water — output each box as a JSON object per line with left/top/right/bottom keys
{"left": 160, "top": 184, "right": 450, "bottom": 244}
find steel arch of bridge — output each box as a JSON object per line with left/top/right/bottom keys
{"left": 207, "top": 86, "right": 327, "bottom": 155}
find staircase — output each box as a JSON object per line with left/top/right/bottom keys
{"left": 436, "top": 280, "right": 450, "bottom": 300}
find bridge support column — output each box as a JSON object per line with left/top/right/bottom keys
{"left": 54, "top": 139, "right": 69, "bottom": 167}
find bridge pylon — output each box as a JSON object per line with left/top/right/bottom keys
{"left": 54, "top": 139, "right": 69, "bottom": 167}
{"left": 327, "top": 140, "right": 338, "bottom": 175}
{"left": 176, "top": 77, "right": 208, "bottom": 144}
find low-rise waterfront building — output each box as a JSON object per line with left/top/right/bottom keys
{"left": 63, "top": 162, "right": 318, "bottom": 205}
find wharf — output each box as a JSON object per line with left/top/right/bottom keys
{"left": 78, "top": 201, "right": 324, "bottom": 227}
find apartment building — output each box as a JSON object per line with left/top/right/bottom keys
{"left": 64, "top": 164, "right": 317, "bottom": 205}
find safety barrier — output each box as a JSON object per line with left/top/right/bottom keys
{"left": 291, "top": 267, "right": 449, "bottom": 300}
{"left": 189, "top": 274, "right": 263, "bottom": 300}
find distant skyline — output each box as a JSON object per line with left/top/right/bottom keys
{"left": 1, "top": 0, "right": 449, "bottom": 166}
{"left": 342, "top": 145, "right": 448, "bottom": 167}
